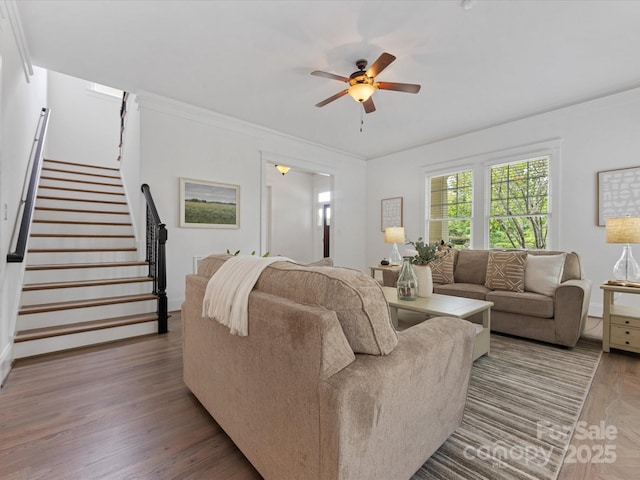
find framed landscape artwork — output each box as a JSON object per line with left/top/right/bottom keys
{"left": 180, "top": 178, "right": 239, "bottom": 228}
{"left": 597, "top": 166, "right": 640, "bottom": 226}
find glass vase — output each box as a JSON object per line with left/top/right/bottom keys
{"left": 397, "top": 257, "right": 418, "bottom": 301}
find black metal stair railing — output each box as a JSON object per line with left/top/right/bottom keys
{"left": 141, "top": 183, "right": 168, "bottom": 334}
{"left": 7, "top": 107, "right": 51, "bottom": 263}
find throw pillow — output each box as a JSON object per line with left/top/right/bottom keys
{"left": 430, "top": 249, "right": 457, "bottom": 284}
{"left": 484, "top": 250, "right": 527, "bottom": 292}
{"left": 525, "top": 253, "right": 566, "bottom": 297}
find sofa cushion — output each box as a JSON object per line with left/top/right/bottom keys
{"left": 434, "top": 283, "right": 491, "bottom": 301}
{"left": 199, "top": 254, "right": 398, "bottom": 356}
{"left": 486, "top": 290, "right": 554, "bottom": 319}
{"left": 431, "top": 249, "right": 457, "bottom": 284}
{"left": 485, "top": 250, "right": 527, "bottom": 292}
{"left": 454, "top": 250, "right": 489, "bottom": 284}
{"left": 525, "top": 253, "right": 566, "bottom": 296}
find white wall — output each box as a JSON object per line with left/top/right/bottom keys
{"left": 136, "top": 93, "right": 366, "bottom": 311}
{"left": 367, "top": 88, "right": 640, "bottom": 316}
{"left": 45, "top": 70, "right": 121, "bottom": 167}
{"left": 120, "top": 94, "right": 142, "bottom": 255}
{"left": 265, "top": 165, "right": 315, "bottom": 263}
{"left": 0, "top": 21, "right": 48, "bottom": 384}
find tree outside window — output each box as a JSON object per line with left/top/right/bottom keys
{"left": 489, "top": 156, "right": 549, "bottom": 249}
{"left": 427, "top": 170, "right": 472, "bottom": 248}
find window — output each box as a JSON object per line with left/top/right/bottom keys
{"left": 317, "top": 191, "right": 331, "bottom": 227}
{"left": 89, "top": 82, "right": 123, "bottom": 98}
{"left": 489, "top": 156, "right": 549, "bottom": 249}
{"left": 427, "top": 170, "right": 472, "bottom": 247}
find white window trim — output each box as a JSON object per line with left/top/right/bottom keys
{"left": 423, "top": 138, "right": 562, "bottom": 250}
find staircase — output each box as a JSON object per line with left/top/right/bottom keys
{"left": 13, "top": 159, "right": 158, "bottom": 359}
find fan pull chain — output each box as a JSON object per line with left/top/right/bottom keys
{"left": 360, "top": 107, "right": 364, "bottom": 133}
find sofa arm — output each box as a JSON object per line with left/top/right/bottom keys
{"left": 319, "top": 317, "right": 475, "bottom": 480}
{"left": 554, "top": 278, "right": 592, "bottom": 347}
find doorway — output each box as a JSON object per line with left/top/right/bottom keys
{"left": 262, "top": 157, "right": 333, "bottom": 263}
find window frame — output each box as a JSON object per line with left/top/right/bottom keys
{"left": 423, "top": 139, "right": 561, "bottom": 250}
{"left": 424, "top": 165, "right": 474, "bottom": 248}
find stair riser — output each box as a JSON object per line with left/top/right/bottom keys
{"left": 31, "top": 223, "right": 133, "bottom": 236}
{"left": 26, "top": 250, "right": 139, "bottom": 265}
{"left": 13, "top": 321, "right": 157, "bottom": 359}
{"left": 39, "top": 177, "right": 124, "bottom": 195}
{"left": 35, "top": 197, "right": 129, "bottom": 213}
{"left": 40, "top": 169, "right": 121, "bottom": 185}
{"left": 24, "top": 265, "right": 149, "bottom": 283}
{"left": 36, "top": 187, "right": 126, "bottom": 203}
{"left": 21, "top": 282, "right": 153, "bottom": 305}
{"left": 43, "top": 161, "right": 120, "bottom": 176}
{"left": 28, "top": 237, "right": 136, "bottom": 250}
{"left": 19, "top": 300, "right": 157, "bottom": 330}
{"left": 34, "top": 209, "right": 131, "bottom": 224}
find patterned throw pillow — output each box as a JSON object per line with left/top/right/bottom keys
{"left": 484, "top": 250, "right": 527, "bottom": 292}
{"left": 431, "top": 249, "right": 457, "bottom": 284}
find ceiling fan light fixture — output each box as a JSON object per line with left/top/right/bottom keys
{"left": 274, "top": 164, "right": 291, "bottom": 175}
{"left": 348, "top": 82, "right": 376, "bottom": 103}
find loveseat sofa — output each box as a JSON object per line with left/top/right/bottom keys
{"left": 183, "top": 254, "right": 476, "bottom": 480}
{"left": 385, "top": 249, "right": 591, "bottom": 347}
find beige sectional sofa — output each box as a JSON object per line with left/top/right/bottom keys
{"left": 385, "top": 249, "right": 591, "bottom": 347}
{"left": 183, "top": 254, "right": 476, "bottom": 480}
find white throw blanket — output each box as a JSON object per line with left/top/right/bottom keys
{"left": 202, "top": 255, "right": 292, "bottom": 336}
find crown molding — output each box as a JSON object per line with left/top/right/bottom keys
{"left": 1, "top": 0, "right": 33, "bottom": 83}
{"left": 135, "top": 91, "right": 365, "bottom": 162}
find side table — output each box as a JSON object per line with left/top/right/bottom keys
{"left": 601, "top": 283, "right": 640, "bottom": 354}
{"left": 369, "top": 265, "right": 400, "bottom": 284}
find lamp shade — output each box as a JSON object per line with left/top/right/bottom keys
{"left": 348, "top": 83, "right": 376, "bottom": 103}
{"left": 384, "top": 227, "right": 405, "bottom": 244}
{"left": 274, "top": 164, "right": 291, "bottom": 176}
{"left": 606, "top": 217, "right": 640, "bottom": 243}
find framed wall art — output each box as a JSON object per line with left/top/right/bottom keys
{"left": 381, "top": 196, "right": 403, "bottom": 232}
{"left": 180, "top": 178, "right": 239, "bottom": 228}
{"left": 597, "top": 166, "right": 640, "bottom": 226}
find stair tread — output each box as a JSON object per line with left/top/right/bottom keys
{"left": 33, "top": 219, "right": 131, "bottom": 225}
{"left": 26, "top": 261, "right": 148, "bottom": 270}
{"left": 19, "top": 293, "right": 157, "bottom": 314}
{"left": 37, "top": 195, "right": 127, "bottom": 206}
{"left": 15, "top": 313, "right": 159, "bottom": 342}
{"left": 28, "top": 247, "right": 136, "bottom": 253}
{"left": 35, "top": 206, "right": 129, "bottom": 215}
{"left": 23, "top": 276, "right": 152, "bottom": 291}
{"left": 30, "top": 233, "right": 135, "bottom": 238}
{"left": 43, "top": 159, "right": 119, "bottom": 172}
{"left": 40, "top": 175, "right": 122, "bottom": 188}
{"left": 38, "top": 185, "right": 125, "bottom": 196}
{"left": 41, "top": 166, "right": 121, "bottom": 180}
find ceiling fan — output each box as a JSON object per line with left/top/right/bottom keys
{"left": 311, "top": 52, "right": 421, "bottom": 114}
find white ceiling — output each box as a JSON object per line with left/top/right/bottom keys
{"left": 15, "top": 0, "right": 640, "bottom": 160}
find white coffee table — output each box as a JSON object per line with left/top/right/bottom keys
{"left": 382, "top": 286, "right": 493, "bottom": 361}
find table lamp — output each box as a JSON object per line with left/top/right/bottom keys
{"left": 606, "top": 216, "right": 640, "bottom": 281}
{"left": 384, "top": 226, "right": 404, "bottom": 266}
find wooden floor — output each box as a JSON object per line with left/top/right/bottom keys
{"left": 1, "top": 313, "right": 638, "bottom": 480}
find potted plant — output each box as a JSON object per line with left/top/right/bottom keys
{"left": 405, "top": 238, "right": 449, "bottom": 297}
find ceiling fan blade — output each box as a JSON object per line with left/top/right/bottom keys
{"left": 362, "top": 97, "right": 376, "bottom": 114}
{"left": 311, "top": 70, "right": 349, "bottom": 82}
{"left": 366, "top": 52, "right": 396, "bottom": 78}
{"left": 315, "top": 89, "right": 349, "bottom": 107}
{"left": 377, "top": 81, "right": 421, "bottom": 94}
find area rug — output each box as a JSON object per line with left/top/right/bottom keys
{"left": 412, "top": 334, "right": 602, "bottom": 480}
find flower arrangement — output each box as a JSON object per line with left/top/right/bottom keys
{"left": 405, "top": 238, "right": 450, "bottom": 265}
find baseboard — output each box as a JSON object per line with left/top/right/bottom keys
{"left": 0, "top": 343, "right": 13, "bottom": 387}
